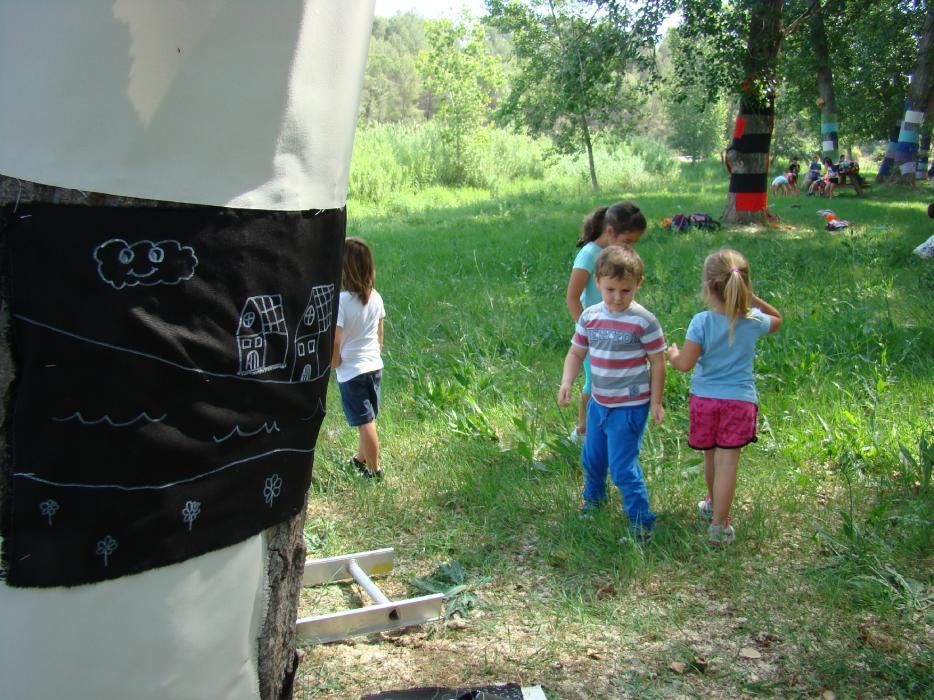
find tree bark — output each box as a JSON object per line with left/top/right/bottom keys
{"left": 876, "top": 121, "right": 902, "bottom": 182}
{"left": 582, "top": 117, "right": 599, "bottom": 192}
{"left": 0, "top": 177, "right": 306, "bottom": 700}
{"left": 722, "top": 0, "right": 783, "bottom": 225}
{"left": 812, "top": 5, "right": 839, "bottom": 163}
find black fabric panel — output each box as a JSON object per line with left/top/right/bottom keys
{"left": 728, "top": 173, "right": 769, "bottom": 194}
{"left": 1, "top": 203, "right": 343, "bottom": 587}
{"left": 731, "top": 133, "right": 772, "bottom": 154}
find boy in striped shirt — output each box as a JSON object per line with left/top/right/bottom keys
{"left": 558, "top": 245, "right": 666, "bottom": 540}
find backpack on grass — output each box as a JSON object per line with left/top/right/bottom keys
{"left": 689, "top": 212, "right": 721, "bottom": 230}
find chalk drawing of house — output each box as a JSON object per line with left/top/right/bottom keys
{"left": 237, "top": 295, "right": 289, "bottom": 376}
{"left": 291, "top": 284, "right": 334, "bottom": 382}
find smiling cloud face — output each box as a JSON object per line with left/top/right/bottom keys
{"left": 94, "top": 239, "right": 198, "bottom": 289}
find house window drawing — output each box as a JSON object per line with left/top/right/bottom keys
{"left": 292, "top": 284, "right": 334, "bottom": 382}
{"left": 237, "top": 295, "right": 289, "bottom": 376}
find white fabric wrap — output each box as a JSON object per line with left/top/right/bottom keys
{"left": 0, "top": 0, "right": 373, "bottom": 210}
{"left": 0, "top": 1, "right": 374, "bottom": 698}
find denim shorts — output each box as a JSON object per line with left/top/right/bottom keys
{"left": 339, "top": 369, "right": 381, "bottom": 426}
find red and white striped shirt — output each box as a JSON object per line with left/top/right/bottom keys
{"left": 572, "top": 301, "right": 666, "bottom": 407}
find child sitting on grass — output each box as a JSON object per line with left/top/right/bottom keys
{"left": 558, "top": 245, "right": 666, "bottom": 541}
{"left": 331, "top": 237, "right": 385, "bottom": 479}
{"left": 667, "top": 249, "right": 782, "bottom": 545}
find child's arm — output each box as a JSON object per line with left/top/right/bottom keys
{"left": 565, "top": 269, "right": 590, "bottom": 321}
{"left": 647, "top": 351, "right": 665, "bottom": 425}
{"left": 667, "top": 340, "right": 701, "bottom": 372}
{"left": 557, "top": 345, "right": 587, "bottom": 406}
{"left": 751, "top": 294, "right": 783, "bottom": 334}
{"left": 377, "top": 317, "right": 384, "bottom": 352}
{"left": 330, "top": 326, "right": 342, "bottom": 369}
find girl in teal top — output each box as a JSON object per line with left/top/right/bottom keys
{"left": 564, "top": 201, "right": 647, "bottom": 441}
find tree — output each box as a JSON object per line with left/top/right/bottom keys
{"left": 679, "top": 0, "right": 820, "bottom": 223}
{"left": 663, "top": 30, "right": 729, "bottom": 162}
{"left": 487, "top": 0, "right": 673, "bottom": 191}
{"left": 780, "top": 0, "right": 923, "bottom": 158}
{"left": 360, "top": 13, "right": 429, "bottom": 123}
{"left": 810, "top": 3, "right": 839, "bottom": 163}
{"left": 417, "top": 17, "right": 504, "bottom": 184}
{"left": 889, "top": 3, "right": 934, "bottom": 184}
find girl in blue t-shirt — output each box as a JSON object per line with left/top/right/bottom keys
{"left": 564, "top": 201, "right": 647, "bottom": 441}
{"left": 667, "top": 249, "right": 782, "bottom": 545}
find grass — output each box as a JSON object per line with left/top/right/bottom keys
{"left": 296, "top": 162, "right": 933, "bottom": 699}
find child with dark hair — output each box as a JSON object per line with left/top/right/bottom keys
{"left": 564, "top": 201, "right": 647, "bottom": 442}
{"left": 332, "top": 237, "right": 385, "bottom": 479}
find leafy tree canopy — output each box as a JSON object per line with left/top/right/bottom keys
{"left": 486, "top": 0, "right": 675, "bottom": 189}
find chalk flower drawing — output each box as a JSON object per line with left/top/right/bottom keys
{"left": 263, "top": 474, "right": 283, "bottom": 506}
{"left": 182, "top": 501, "right": 201, "bottom": 531}
{"left": 39, "top": 499, "right": 60, "bottom": 526}
{"left": 96, "top": 535, "right": 118, "bottom": 567}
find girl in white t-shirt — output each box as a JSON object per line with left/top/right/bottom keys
{"left": 331, "top": 237, "right": 385, "bottom": 479}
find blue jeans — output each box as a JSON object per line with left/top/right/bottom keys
{"left": 338, "top": 370, "right": 381, "bottom": 426}
{"left": 581, "top": 399, "right": 656, "bottom": 530}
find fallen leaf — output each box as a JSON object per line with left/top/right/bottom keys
{"left": 754, "top": 631, "right": 780, "bottom": 646}
{"left": 739, "top": 647, "right": 762, "bottom": 660}
{"left": 857, "top": 623, "right": 901, "bottom": 652}
{"left": 691, "top": 656, "right": 708, "bottom": 673}
{"left": 586, "top": 649, "right": 604, "bottom": 660}
{"left": 669, "top": 661, "right": 688, "bottom": 674}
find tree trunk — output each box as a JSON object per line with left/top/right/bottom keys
{"left": 0, "top": 177, "right": 307, "bottom": 700}
{"left": 892, "top": 4, "right": 934, "bottom": 185}
{"left": 812, "top": 5, "right": 839, "bottom": 163}
{"left": 876, "top": 121, "right": 902, "bottom": 182}
{"left": 722, "top": 0, "right": 783, "bottom": 225}
{"left": 583, "top": 117, "right": 599, "bottom": 192}
{"left": 917, "top": 87, "right": 934, "bottom": 180}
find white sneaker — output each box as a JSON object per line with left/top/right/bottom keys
{"left": 708, "top": 523, "right": 735, "bottom": 546}
{"left": 697, "top": 496, "right": 713, "bottom": 521}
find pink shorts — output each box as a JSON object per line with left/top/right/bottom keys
{"left": 688, "top": 395, "right": 758, "bottom": 450}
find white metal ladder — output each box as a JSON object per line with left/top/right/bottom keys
{"left": 295, "top": 548, "right": 444, "bottom": 644}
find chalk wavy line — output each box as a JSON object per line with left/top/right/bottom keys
{"left": 300, "top": 398, "right": 328, "bottom": 422}
{"left": 52, "top": 411, "right": 167, "bottom": 427}
{"left": 213, "top": 421, "right": 281, "bottom": 443}
{"left": 14, "top": 315, "right": 332, "bottom": 385}
{"left": 13, "top": 446, "right": 315, "bottom": 491}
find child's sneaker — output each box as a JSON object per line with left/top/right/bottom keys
{"left": 697, "top": 496, "right": 713, "bottom": 521}
{"left": 578, "top": 501, "right": 601, "bottom": 519}
{"left": 620, "top": 527, "right": 653, "bottom": 545}
{"left": 707, "top": 522, "right": 735, "bottom": 546}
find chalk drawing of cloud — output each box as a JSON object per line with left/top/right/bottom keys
{"left": 94, "top": 239, "right": 198, "bottom": 289}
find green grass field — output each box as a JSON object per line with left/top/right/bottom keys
{"left": 297, "top": 163, "right": 933, "bottom": 699}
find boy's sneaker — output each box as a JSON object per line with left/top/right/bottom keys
{"left": 578, "top": 501, "right": 601, "bottom": 520}
{"left": 620, "top": 527, "right": 653, "bottom": 545}
{"left": 697, "top": 496, "right": 713, "bottom": 521}
{"left": 708, "top": 523, "right": 735, "bottom": 546}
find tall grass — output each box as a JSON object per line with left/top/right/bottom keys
{"left": 301, "top": 160, "right": 933, "bottom": 699}
{"left": 348, "top": 122, "right": 680, "bottom": 213}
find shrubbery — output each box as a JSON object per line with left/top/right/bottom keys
{"left": 348, "top": 122, "right": 680, "bottom": 204}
